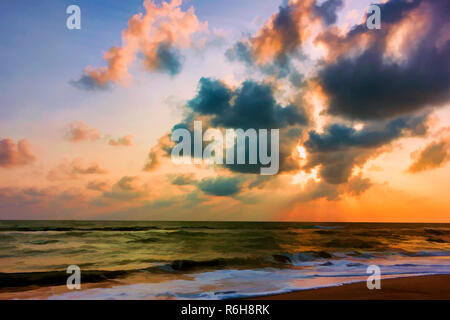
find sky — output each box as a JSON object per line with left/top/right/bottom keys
{"left": 0, "top": 0, "right": 449, "bottom": 222}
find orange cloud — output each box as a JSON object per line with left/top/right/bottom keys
{"left": 98, "top": 176, "right": 148, "bottom": 202}
{"left": 86, "top": 180, "right": 109, "bottom": 192}
{"left": 65, "top": 121, "right": 100, "bottom": 142}
{"left": 248, "top": 0, "right": 335, "bottom": 65}
{"left": 109, "top": 134, "right": 133, "bottom": 146}
{"left": 0, "top": 138, "right": 35, "bottom": 168}
{"left": 407, "top": 139, "right": 450, "bottom": 173}
{"left": 82, "top": 0, "right": 208, "bottom": 87}
{"left": 143, "top": 134, "right": 172, "bottom": 171}
{"left": 48, "top": 158, "right": 108, "bottom": 181}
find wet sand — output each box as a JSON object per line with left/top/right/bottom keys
{"left": 247, "top": 274, "right": 450, "bottom": 300}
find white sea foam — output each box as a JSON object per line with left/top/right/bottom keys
{"left": 48, "top": 255, "right": 450, "bottom": 300}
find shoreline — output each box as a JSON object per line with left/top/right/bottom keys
{"left": 0, "top": 274, "right": 449, "bottom": 300}
{"left": 245, "top": 274, "right": 450, "bottom": 300}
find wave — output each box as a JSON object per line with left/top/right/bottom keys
{"left": 402, "top": 250, "right": 450, "bottom": 257}
{"left": 2, "top": 248, "right": 450, "bottom": 291}
{"left": 0, "top": 251, "right": 332, "bottom": 289}
{"left": 0, "top": 269, "right": 129, "bottom": 289}
{"left": 0, "top": 226, "right": 161, "bottom": 232}
{"left": 0, "top": 223, "right": 348, "bottom": 233}
{"left": 323, "top": 238, "right": 385, "bottom": 249}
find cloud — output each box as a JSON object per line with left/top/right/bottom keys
{"left": 188, "top": 77, "right": 233, "bottom": 115}
{"left": 197, "top": 176, "right": 243, "bottom": 197}
{"left": 47, "top": 158, "right": 108, "bottom": 181}
{"left": 346, "top": 174, "right": 372, "bottom": 196}
{"left": 248, "top": 3, "right": 301, "bottom": 66}
{"left": 69, "top": 75, "right": 111, "bottom": 91}
{"left": 108, "top": 134, "right": 134, "bottom": 146}
{"left": 225, "top": 41, "right": 253, "bottom": 67}
{"left": 148, "top": 42, "right": 184, "bottom": 76}
{"left": 147, "top": 77, "right": 308, "bottom": 174}
{"left": 65, "top": 121, "right": 100, "bottom": 142}
{"left": 138, "top": 0, "right": 449, "bottom": 211}
{"left": 168, "top": 173, "right": 196, "bottom": 185}
{"left": 0, "top": 186, "right": 92, "bottom": 219}
{"left": 296, "top": 174, "right": 372, "bottom": 202}
{"left": 243, "top": 0, "right": 340, "bottom": 65}
{"left": 225, "top": 0, "right": 343, "bottom": 79}
{"left": 71, "top": 163, "right": 108, "bottom": 175}
{"left": 66, "top": 122, "right": 134, "bottom": 147}
{"left": 86, "top": 180, "right": 109, "bottom": 192}
{"left": 116, "top": 176, "right": 139, "bottom": 190}
{"left": 316, "top": 0, "right": 450, "bottom": 120}
{"left": 72, "top": 0, "right": 208, "bottom": 90}
{"left": 187, "top": 78, "right": 308, "bottom": 129}
{"left": 0, "top": 138, "right": 35, "bottom": 168}
{"left": 303, "top": 113, "right": 429, "bottom": 184}
{"left": 143, "top": 150, "right": 160, "bottom": 171}
{"left": 143, "top": 134, "right": 172, "bottom": 171}
{"left": 313, "top": 0, "right": 343, "bottom": 26}
{"left": 101, "top": 176, "right": 147, "bottom": 201}
{"left": 0, "top": 187, "right": 48, "bottom": 210}
{"left": 407, "top": 139, "right": 450, "bottom": 173}
{"left": 248, "top": 175, "right": 275, "bottom": 190}
{"left": 305, "top": 113, "right": 428, "bottom": 153}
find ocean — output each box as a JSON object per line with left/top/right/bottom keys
{"left": 1, "top": 221, "right": 449, "bottom": 299}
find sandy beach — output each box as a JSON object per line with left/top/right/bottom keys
{"left": 248, "top": 275, "right": 450, "bottom": 300}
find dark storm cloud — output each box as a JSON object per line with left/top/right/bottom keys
{"left": 188, "top": 78, "right": 232, "bottom": 115}
{"left": 158, "top": 78, "right": 308, "bottom": 174}
{"left": 188, "top": 78, "right": 308, "bottom": 129}
{"left": 313, "top": 0, "right": 343, "bottom": 25}
{"left": 197, "top": 176, "right": 243, "bottom": 197}
{"left": 217, "top": 81, "right": 307, "bottom": 129}
{"left": 320, "top": 45, "right": 450, "bottom": 120}
{"left": 305, "top": 113, "right": 428, "bottom": 152}
{"left": 224, "top": 127, "right": 303, "bottom": 174}
{"left": 317, "top": 0, "right": 450, "bottom": 120}
{"left": 304, "top": 113, "right": 429, "bottom": 184}
{"left": 153, "top": 43, "right": 184, "bottom": 76}
{"left": 166, "top": 78, "right": 307, "bottom": 172}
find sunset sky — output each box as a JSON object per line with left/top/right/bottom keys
{"left": 0, "top": 0, "right": 449, "bottom": 222}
